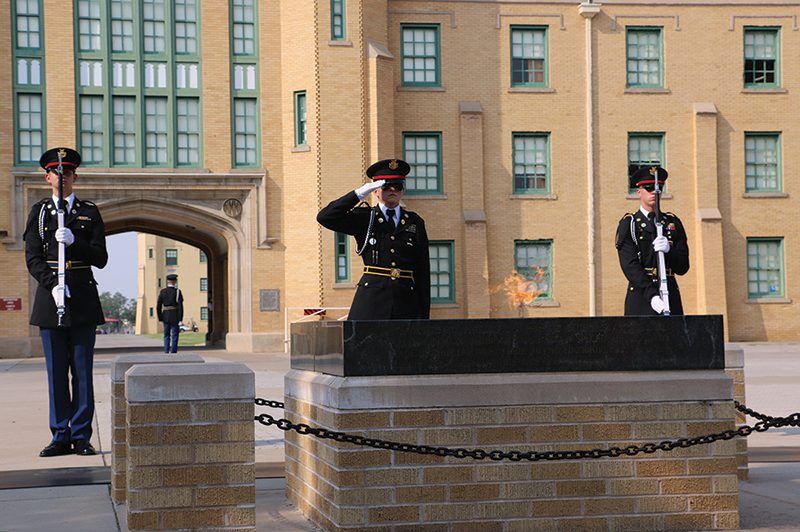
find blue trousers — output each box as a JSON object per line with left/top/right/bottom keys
{"left": 163, "top": 323, "right": 180, "bottom": 353}
{"left": 39, "top": 326, "right": 96, "bottom": 444}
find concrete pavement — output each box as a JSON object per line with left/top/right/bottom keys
{"left": 0, "top": 338, "right": 798, "bottom": 530}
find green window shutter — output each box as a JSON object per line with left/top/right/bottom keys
{"left": 429, "top": 241, "right": 455, "bottom": 303}
{"left": 510, "top": 26, "right": 548, "bottom": 87}
{"left": 512, "top": 133, "right": 550, "bottom": 194}
{"left": 626, "top": 27, "right": 663, "bottom": 88}
{"left": 747, "top": 238, "right": 784, "bottom": 298}
{"left": 514, "top": 240, "right": 552, "bottom": 300}
{"left": 745, "top": 133, "right": 781, "bottom": 192}
{"left": 401, "top": 25, "right": 440, "bottom": 87}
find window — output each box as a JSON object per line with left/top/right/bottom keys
{"left": 514, "top": 240, "right": 552, "bottom": 300}
{"left": 511, "top": 26, "right": 547, "bottom": 87}
{"left": 403, "top": 133, "right": 441, "bottom": 194}
{"left": 79, "top": 96, "right": 104, "bottom": 164}
{"left": 294, "top": 91, "right": 307, "bottom": 147}
{"left": 430, "top": 241, "right": 455, "bottom": 303}
{"left": 626, "top": 27, "right": 662, "bottom": 88}
{"left": 401, "top": 25, "right": 440, "bottom": 87}
{"left": 113, "top": 97, "right": 136, "bottom": 164}
{"left": 200, "top": 306, "right": 209, "bottom": 320}
{"left": 148, "top": 248, "right": 154, "bottom": 259}
{"left": 145, "top": 97, "right": 168, "bottom": 165}
{"left": 744, "top": 28, "right": 779, "bottom": 87}
{"left": 747, "top": 238, "right": 784, "bottom": 298}
{"left": 745, "top": 133, "right": 781, "bottom": 192}
{"left": 628, "top": 133, "right": 664, "bottom": 192}
{"left": 512, "top": 133, "right": 550, "bottom": 194}
{"left": 13, "top": 0, "right": 45, "bottom": 165}
{"left": 111, "top": 0, "right": 134, "bottom": 52}
{"left": 176, "top": 98, "right": 200, "bottom": 165}
{"left": 158, "top": 278, "right": 162, "bottom": 288}
{"left": 335, "top": 233, "right": 349, "bottom": 282}
{"left": 78, "top": 0, "right": 102, "bottom": 51}
{"left": 233, "top": 98, "right": 258, "bottom": 165}
{"left": 200, "top": 278, "right": 208, "bottom": 292}
{"left": 331, "top": 0, "right": 345, "bottom": 40}
{"left": 231, "top": 0, "right": 255, "bottom": 55}
{"left": 199, "top": 250, "right": 207, "bottom": 262}
{"left": 143, "top": 0, "right": 166, "bottom": 54}
{"left": 175, "top": 0, "right": 198, "bottom": 54}
{"left": 149, "top": 307, "right": 154, "bottom": 317}
{"left": 165, "top": 249, "right": 178, "bottom": 266}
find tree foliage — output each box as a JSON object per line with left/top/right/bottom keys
{"left": 99, "top": 291, "right": 136, "bottom": 323}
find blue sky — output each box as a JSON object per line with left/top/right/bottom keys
{"left": 92, "top": 232, "right": 138, "bottom": 300}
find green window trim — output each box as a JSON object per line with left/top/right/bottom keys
{"left": 628, "top": 132, "right": 665, "bottom": 193}
{"left": 331, "top": 0, "right": 346, "bottom": 40}
{"left": 199, "top": 249, "right": 207, "bottom": 262}
{"left": 335, "top": 232, "right": 350, "bottom": 283}
{"left": 294, "top": 91, "right": 308, "bottom": 147}
{"left": 74, "top": 0, "right": 203, "bottom": 168}
{"left": 512, "top": 132, "right": 551, "bottom": 195}
{"left": 403, "top": 132, "right": 442, "bottom": 195}
{"left": 230, "top": 0, "right": 260, "bottom": 167}
{"left": 80, "top": 95, "right": 104, "bottom": 164}
{"left": 510, "top": 26, "right": 548, "bottom": 87}
{"left": 200, "top": 277, "right": 208, "bottom": 292}
{"left": 401, "top": 24, "right": 440, "bottom": 87}
{"left": 233, "top": 98, "right": 258, "bottom": 166}
{"left": 626, "top": 27, "right": 663, "bottom": 88}
{"left": 430, "top": 241, "right": 455, "bottom": 304}
{"left": 165, "top": 248, "right": 178, "bottom": 266}
{"left": 514, "top": 240, "right": 553, "bottom": 301}
{"left": 231, "top": 0, "right": 256, "bottom": 56}
{"left": 200, "top": 306, "right": 209, "bottom": 320}
{"left": 745, "top": 132, "right": 781, "bottom": 192}
{"left": 12, "top": 0, "right": 45, "bottom": 165}
{"left": 747, "top": 237, "right": 784, "bottom": 298}
{"left": 744, "top": 27, "right": 780, "bottom": 88}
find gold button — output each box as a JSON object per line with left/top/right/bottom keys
{"left": 390, "top": 248, "right": 395, "bottom": 253}
{"left": 390, "top": 236, "right": 395, "bottom": 240}
{"left": 391, "top": 262, "right": 396, "bottom": 266}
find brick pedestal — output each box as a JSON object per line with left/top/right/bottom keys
{"left": 125, "top": 362, "right": 256, "bottom": 531}
{"left": 285, "top": 369, "right": 739, "bottom": 531}
{"left": 110, "top": 354, "right": 204, "bottom": 503}
{"left": 725, "top": 344, "right": 748, "bottom": 480}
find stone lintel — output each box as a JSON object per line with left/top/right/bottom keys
{"left": 694, "top": 102, "right": 718, "bottom": 115}
{"left": 367, "top": 40, "right": 394, "bottom": 60}
{"left": 698, "top": 207, "right": 723, "bottom": 220}
{"left": 459, "top": 101, "right": 482, "bottom": 114}
{"left": 725, "top": 344, "right": 745, "bottom": 369}
{"left": 285, "top": 369, "right": 732, "bottom": 410}
{"left": 111, "top": 354, "right": 204, "bottom": 382}
{"left": 126, "top": 362, "right": 254, "bottom": 402}
{"left": 463, "top": 209, "right": 486, "bottom": 223}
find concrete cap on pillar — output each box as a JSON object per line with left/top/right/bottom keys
{"left": 125, "top": 362, "right": 255, "bottom": 402}
{"left": 111, "top": 354, "right": 205, "bottom": 382}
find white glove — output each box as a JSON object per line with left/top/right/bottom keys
{"left": 51, "top": 284, "right": 71, "bottom": 305}
{"left": 652, "top": 235, "right": 670, "bottom": 254}
{"left": 55, "top": 228, "right": 75, "bottom": 247}
{"left": 355, "top": 180, "right": 385, "bottom": 200}
{"left": 650, "top": 295, "right": 666, "bottom": 314}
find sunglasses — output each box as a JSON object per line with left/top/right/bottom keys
{"left": 381, "top": 181, "right": 405, "bottom": 191}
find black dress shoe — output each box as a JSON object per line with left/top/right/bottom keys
{"left": 39, "top": 441, "right": 73, "bottom": 457}
{"left": 73, "top": 440, "right": 97, "bottom": 456}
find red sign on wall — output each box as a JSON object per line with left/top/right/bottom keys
{"left": 0, "top": 298, "right": 22, "bottom": 311}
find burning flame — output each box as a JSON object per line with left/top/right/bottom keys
{"left": 489, "top": 269, "right": 545, "bottom": 314}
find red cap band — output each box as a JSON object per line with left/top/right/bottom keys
{"left": 373, "top": 174, "right": 405, "bottom": 181}
{"left": 636, "top": 179, "right": 665, "bottom": 186}
{"left": 45, "top": 161, "right": 78, "bottom": 169}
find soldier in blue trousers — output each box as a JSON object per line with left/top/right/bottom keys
{"left": 23, "top": 147, "right": 108, "bottom": 457}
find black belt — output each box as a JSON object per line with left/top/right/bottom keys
{"left": 364, "top": 266, "right": 414, "bottom": 281}
{"left": 47, "top": 260, "right": 90, "bottom": 270}
{"left": 162, "top": 306, "right": 177, "bottom": 310}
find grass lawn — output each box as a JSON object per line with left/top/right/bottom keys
{"left": 145, "top": 331, "right": 206, "bottom": 346}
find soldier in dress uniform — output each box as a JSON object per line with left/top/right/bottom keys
{"left": 23, "top": 147, "right": 107, "bottom": 457}
{"left": 317, "top": 159, "right": 431, "bottom": 320}
{"left": 615, "top": 166, "right": 690, "bottom": 315}
{"left": 157, "top": 273, "right": 184, "bottom": 353}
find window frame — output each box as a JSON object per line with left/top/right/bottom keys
{"left": 512, "top": 132, "right": 551, "bottom": 195}
{"left": 510, "top": 25, "right": 549, "bottom": 88}
{"left": 334, "top": 232, "right": 350, "bottom": 283}
{"left": 746, "top": 237, "right": 785, "bottom": 298}
{"left": 514, "top": 239, "right": 553, "bottom": 301}
{"left": 429, "top": 240, "right": 455, "bottom": 304}
{"left": 627, "top": 132, "right": 666, "bottom": 193}
{"left": 230, "top": 0, "right": 260, "bottom": 167}
{"left": 165, "top": 248, "right": 178, "bottom": 266}
{"left": 626, "top": 26, "right": 664, "bottom": 89}
{"left": 200, "top": 277, "right": 208, "bottom": 292}
{"left": 400, "top": 24, "right": 441, "bottom": 87}
{"left": 330, "top": 0, "right": 346, "bottom": 41}
{"left": 12, "top": 0, "right": 46, "bottom": 166}
{"left": 403, "top": 132, "right": 443, "bottom": 195}
{"left": 743, "top": 26, "right": 780, "bottom": 89}
{"left": 200, "top": 306, "right": 209, "bottom": 320}
{"left": 744, "top": 132, "right": 782, "bottom": 193}
{"left": 294, "top": 91, "right": 308, "bottom": 147}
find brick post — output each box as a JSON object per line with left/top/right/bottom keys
{"left": 110, "top": 354, "right": 204, "bottom": 504}
{"left": 125, "top": 363, "right": 255, "bottom": 531}
{"left": 725, "top": 344, "right": 748, "bottom": 480}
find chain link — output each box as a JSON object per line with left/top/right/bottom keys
{"left": 254, "top": 397, "right": 799, "bottom": 462}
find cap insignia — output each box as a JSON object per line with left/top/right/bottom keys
{"left": 649, "top": 167, "right": 658, "bottom": 176}
{"left": 389, "top": 159, "right": 398, "bottom": 170}
{"left": 57, "top": 149, "right": 67, "bottom": 159}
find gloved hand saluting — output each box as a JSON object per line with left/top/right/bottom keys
{"left": 650, "top": 295, "right": 666, "bottom": 314}
{"left": 55, "top": 228, "right": 75, "bottom": 247}
{"left": 652, "top": 235, "right": 670, "bottom": 254}
{"left": 355, "top": 180, "right": 385, "bottom": 200}
{"left": 51, "top": 284, "right": 71, "bottom": 305}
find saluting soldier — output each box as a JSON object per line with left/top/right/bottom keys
{"left": 23, "top": 147, "right": 108, "bottom": 457}
{"left": 616, "top": 166, "right": 689, "bottom": 315}
{"left": 317, "top": 159, "right": 431, "bottom": 320}
{"left": 157, "top": 273, "right": 184, "bottom": 353}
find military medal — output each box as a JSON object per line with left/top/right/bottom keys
{"left": 369, "top": 237, "right": 376, "bottom": 245}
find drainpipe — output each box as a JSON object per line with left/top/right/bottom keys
{"left": 579, "top": 1, "right": 601, "bottom": 316}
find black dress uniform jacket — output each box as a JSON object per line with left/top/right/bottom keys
{"left": 615, "top": 211, "right": 689, "bottom": 315}
{"left": 317, "top": 191, "right": 431, "bottom": 320}
{"left": 24, "top": 197, "right": 108, "bottom": 328}
{"left": 157, "top": 286, "right": 184, "bottom": 325}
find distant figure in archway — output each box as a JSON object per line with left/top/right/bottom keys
{"left": 157, "top": 273, "right": 184, "bottom": 353}
{"left": 23, "top": 147, "right": 107, "bottom": 458}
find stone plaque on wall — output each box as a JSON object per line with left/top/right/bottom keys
{"left": 259, "top": 289, "right": 279, "bottom": 312}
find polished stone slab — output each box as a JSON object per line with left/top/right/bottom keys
{"left": 290, "top": 315, "right": 724, "bottom": 376}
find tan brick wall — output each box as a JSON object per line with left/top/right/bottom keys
{"left": 284, "top": 397, "right": 739, "bottom": 530}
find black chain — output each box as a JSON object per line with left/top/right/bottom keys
{"left": 254, "top": 397, "right": 799, "bottom": 462}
